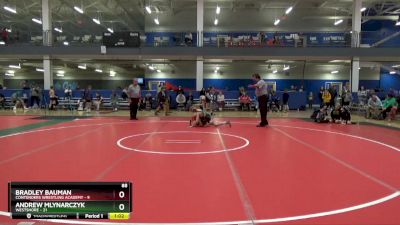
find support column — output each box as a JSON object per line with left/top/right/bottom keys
{"left": 43, "top": 56, "right": 53, "bottom": 89}
{"left": 0, "top": 74, "right": 4, "bottom": 88}
{"left": 352, "top": 0, "right": 362, "bottom": 47}
{"left": 42, "top": 0, "right": 52, "bottom": 46}
{"left": 197, "top": 0, "right": 204, "bottom": 47}
{"left": 351, "top": 58, "right": 360, "bottom": 92}
{"left": 196, "top": 59, "right": 203, "bottom": 91}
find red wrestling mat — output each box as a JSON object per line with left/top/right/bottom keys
{"left": 0, "top": 117, "right": 399, "bottom": 225}
{"left": 0, "top": 115, "right": 46, "bottom": 130}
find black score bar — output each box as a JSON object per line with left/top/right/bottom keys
{"left": 11, "top": 212, "right": 130, "bottom": 220}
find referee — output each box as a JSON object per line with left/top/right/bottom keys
{"left": 128, "top": 79, "right": 141, "bottom": 120}
{"left": 248, "top": 73, "right": 269, "bottom": 127}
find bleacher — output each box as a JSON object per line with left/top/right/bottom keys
{"left": 0, "top": 89, "right": 308, "bottom": 111}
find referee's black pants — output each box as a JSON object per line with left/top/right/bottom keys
{"left": 258, "top": 94, "right": 268, "bottom": 125}
{"left": 130, "top": 98, "right": 139, "bottom": 119}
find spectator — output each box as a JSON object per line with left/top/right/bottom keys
{"left": 358, "top": 86, "right": 367, "bottom": 106}
{"left": 0, "top": 93, "right": 5, "bottom": 109}
{"left": 239, "top": 87, "right": 246, "bottom": 97}
{"left": 93, "top": 92, "right": 103, "bottom": 111}
{"left": 12, "top": 91, "right": 28, "bottom": 111}
{"left": 176, "top": 93, "right": 186, "bottom": 110}
{"left": 318, "top": 87, "right": 324, "bottom": 106}
{"left": 165, "top": 88, "right": 171, "bottom": 115}
{"left": 328, "top": 86, "right": 337, "bottom": 108}
{"left": 282, "top": 89, "right": 290, "bottom": 112}
{"left": 176, "top": 86, "right": 184, "bottom": 95}
{"left": 205, "top": 87, "right": 212, "bottom": 110}
{"left": 342, "top": 89, "right": 352, "bottom": 106}
{"left": 239, "top": 92, "right": 251, "bottom": 111}
{"left": 330, "top": 105, "right": 342, "bottom": 123}
{"left": 269, "top": 91, "right": 280, "bottom": 112}
{"left": 0, "top": 83, "right": 3, "bottom": 89}
{"left": 49, "top": 86, "right": 58, "bottom": 110}
{"left": 381, "top": 93, "right": 398, "bottom": 121}
{"left": 145, "top": 92, "right": 153, "bottom": 110}
{"left": 308, "top": 92, "right": 313, "bottom": 109}
{"left": 340, "top": 106, "right": 352, "bottom": 124}
{"left": 298, "top": 85, "right": 304, "bottom": 92}
{"left": 83, "top": 85, "right": 93, "bottom": 112}
{"left": 64, "top": 86, "right": 72, "bottom": 99}
{"left": 185, "top": 91, "right": 194, "bottom": 111}
{"left": 22, "top": 80, "right": 30, "bottom": 90}
{"left": 259, "top": 31, "right": 266, "bottom": 45}
{"left": 199, "top": 87, "right": 206, "bottom": 97}
{"left": 138, "top": 97, "right": 146, "bottom": 111}
{"left": 155, "top": 87, "right": 167, "bottom": 116}
{"left": 315, "top": 105, "right": 329, "bottom": 123}
{"left": 209, "top": 87, "right": 217, "bottom": 111}
{"left": 367, "top": 94, "right": 382, "bottom": 119}
{"left": 110, "top": 90, "right": 119, "bottom": 111}
{"left": 217, "top": 91, "right": 225, "bottom": 111}
{"left": 121, "top": 87, "right": 128, "bottom": 100}
{"left": 184, "top": 32, "right": 193, "bottom": 46}
{"left": 322, "top": 89, "right": 332, "bottom": 107}
{"left": 1, "top": 28, "right": 8, "bottom": 44}
{"left": 30, "top": 86, "right": 41, "bottom": 108}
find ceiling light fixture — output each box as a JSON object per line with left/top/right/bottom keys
{"left": 274, "top": 19, "right": 280, "bottom": 26}
{"left": 216, "top": 5, "right": 221, "bottom": 14}
{"left": 331, "top": 70, "right": 339, "bottom": 74}
{"left": 95, "top": 69, "right": 103, "bottom": 73}
{"left": 9, "top": 64, "right": 21, "bottom": 69}
{"left": 283, "top": 65, "right": 290, "bottom": 71}
{"left": 145, "top": 6, "right": 152, "bottom": 14}
{"left": 54, "top": 27, "right": 63, "bottom": 33}
{"left": 334, "top": 19, "right": 343, "bottom": 26}
{"left": 63, "top": 41, "right": 69, "bottom": 46}
{"left": 92, "top": 18, "right": 100, "bottom": 25}
{"left": 78, "top": 64, "right": 87, "bottom": 70}
{"left": 74, "top": 6, "right": 84, "bottom": 14}
{"left": 110, "top": 70, "right": 116, "bottom": 77}
{"left": 285, "top": 6, "right": 293, "bottom": 15}
{"left": 156, "top": 69, "right": 161, "bottom": 73}
{"left": 273, "top": 70, "right": 278, "bottom": 74}
{"left": 154, "top": 18, "right": 159, "bottom": 25}
{"left": 36, "top": 68, "right": 44, "bottom": 72}
{"left": 107, "top": 28, "right": 114, "bottom": 33}
{"left": 214, "top": 18, "right": 218, "bottom": 25}
{"left": 32, "top": 18, "right": 42, "bottom": 24}
{"left": 360, "top": 7, "right": 366, "bottom": 12}
{"left": 3, "top": 6, "right": 17, "bottom": 14}
{"left": 390, "top": 71, "right": 396, "bottom": 74}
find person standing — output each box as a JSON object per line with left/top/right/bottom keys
{"left": 282, "top": 89, "right": 290, "bottom": 112}
{"left": 128, "top": 79, "right": 141, "bottom": 120}
{"left": 248, "top": 73, "right": 269, "bottom": 127}
{"left": 308, "top": 92, "right": 314, "bottom": 109}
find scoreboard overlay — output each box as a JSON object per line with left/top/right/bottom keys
{"left": 8, "top": 182, "right": 132, "bottom": 220}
